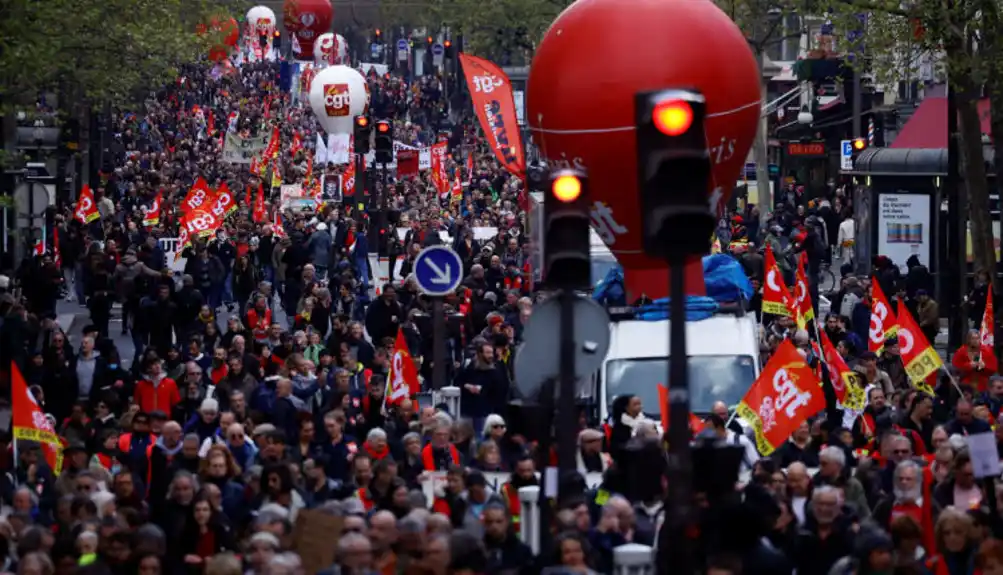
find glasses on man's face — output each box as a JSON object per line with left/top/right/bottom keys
{"left": 893, "top": 449, "right": 911, "bottom": 455}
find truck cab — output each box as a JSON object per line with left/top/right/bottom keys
{"left": 596, "top": 304, "right": 761, "bottom": 422}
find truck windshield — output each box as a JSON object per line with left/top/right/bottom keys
{"left": 604, "top": 355, "right": 757, "bottom": 417}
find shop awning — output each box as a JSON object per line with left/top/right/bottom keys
{"left": 890, "top": 97, "right": 991, "bottom": 149}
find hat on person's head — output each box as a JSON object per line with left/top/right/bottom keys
{"left": 885, "top": 336, "right": 899, "bottom": 347}
{"left": 251, "top": 423, "right": 276, "bottom": 438}
{"left": 859, "top": 351, "right": 878, "bottom": 361}
{"left": 149, "top": 410, "right": 168, "bottom": 421}
{"left": 916, "top": 289, "right": 928, "bottom": 297}
{"left": 64, "top": 440, "right": 87, "bottom": 454}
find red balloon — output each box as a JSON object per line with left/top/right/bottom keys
{"left": 283, "top": 0, "right": 333, "bottom": 60}
{"left": 199, "top": 17, "right": 239, "bottom": 62}
{"left": 528, "top": 0, "right": 761, "bottom": 300}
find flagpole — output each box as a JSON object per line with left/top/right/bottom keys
{"left": 938, "top": 365, "right": 965, "bottom": 397}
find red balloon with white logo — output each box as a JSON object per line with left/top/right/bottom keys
{"left": 527, "top": 0, "right": 761, "bottom": 300}
{"left": 283, "top": 0, "right": 333, "bottom": 61}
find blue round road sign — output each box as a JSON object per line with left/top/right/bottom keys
{"left": 414, "top": 246, "right": 463, "bottom": 297}
{"left": 397, "top": 39, "right": 409, "bottom": 50}
{"left": 431, "top": 43, "right": 444, "bottom": 56}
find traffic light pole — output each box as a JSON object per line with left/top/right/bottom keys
{"left": 432, "top": 297, "right": 446, "bottom": 390}
{"left": 665, "top": 255, "right": 695, "bottom": 575}
{"left": 557, "top": 288, "right": 578, "bottom": 475}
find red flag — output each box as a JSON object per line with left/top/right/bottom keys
{"left": 272, "top": 211, "right": 287, "bottom": 238}
{"left": 429, "top": 142, "right": 449, "bottom": 198}
{"left": 253, "top": 183, "right": 267, "bottom": 223}
{"left": 735, "top": 340, "right": 826, "bottom": 455}
{"left": 32, "top": 238, "right": 44, "bottom": 257}
{"left": 182, "top": 177, "right": 214, "bottom": 214}
{"left": 386, "top": 328, "right": 420, "bottom": 405}
{"left": 290, "top": 132, "right": 303, "bottom": 158}
{"left": 981, "top": 286, "right": 995, "bottom": 361}
{"left": 73, "top": 185, "right": 100, "bottom": 224}
{"left": 762, "top": 245, "right": 793, "bottom": 317}
{"left": 142, "top": 192, "right": 163, "bottom": 228}
{"left": 210, "top": 182, "right": 237, "bottom": 219}
{"left": 896, "top": 306, "right": 942, "bottom": 395}
{"left": 458, "top": 53, "right": 525, "bottom": 178}
{"left": 657, "top": 384, "right": 706, "bottom": 435}
{"left": 868, "top": 280, "right": 898, "bottom": 355}
{"left": 52, "top": 226, "right": 61, "bottom": 267}
{"left": 12, "top": 361, "right": 63, "bottom": 474}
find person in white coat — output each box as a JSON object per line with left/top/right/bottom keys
{"left": 837, "top": 217, "right": 856, "bottom": 263}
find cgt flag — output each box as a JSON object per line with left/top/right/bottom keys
{"left": 458, "top": 53, "right": 525, "bottom": 179}
{"left": 819, "top": 331, "right": 866, "bottom": 411}
{"left": 12, "top": 361, "right": 64, "bottom": 474}
{"left": 868, "top": 280, "right": 898, "bottom": 355}
{"left": 385, "top": 328, "right": 420, "bottom": 407}
{"left": 735, "top": 340, "right": 826, "bottom": 455}
{"left": 896, "top": 306, "right": 942, "bottom": 396}
{"left": 762, "top": 245, "right": 793, "bottom": 317}
{"left": 794, "top": 252, "right": 815, "bottom": 330}
{"left": 980, "top": 286, "right": 995, "bottom": 362}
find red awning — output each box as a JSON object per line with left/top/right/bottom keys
{"left": 890, "top": 97, "right": 991, "bottom": 149}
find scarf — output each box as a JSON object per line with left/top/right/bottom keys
{"left": 363, "top": 441, "right": 390, "bottom": 461}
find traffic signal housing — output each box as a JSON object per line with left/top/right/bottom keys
{"left": 354, "top": 116, "right": 372, "bottom": 155}
{"left": 634, "top": 88, "right": 714, "bottom": 260}
{"left": 374, "top": 120, "right": 393, "bottom": 164}
{"left": 544, "top": 169, "right": 591, "bottom": 290}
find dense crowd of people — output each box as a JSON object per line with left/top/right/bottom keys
{"left": 0, "top": 38, "right": 1002, "bottom": 575}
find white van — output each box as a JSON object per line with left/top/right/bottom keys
{"left": 596, "top": 305, "right": 761, "bottom": 421}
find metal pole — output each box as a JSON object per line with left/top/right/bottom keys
{"left": 557, "top": 290, "right": 577, "bottom": 474}
{"left": 947, "top": 82, "right": 964, "bottom": 349}
{"left": 536, "top": 378, "right": 555, "bottom": 556}
{"left": 432, "top": 297, "right": 446, "bottom": 390}
{"left": 852, "top": 69, "right": 862, "bottom": 140}
{"left": 664, "top": 258, "right": 694, "bottom": 574}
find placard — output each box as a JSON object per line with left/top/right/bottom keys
{"left": 292, "top": 510, "right": 343, "bottom": 574}
{"left": 222, "top": 132, "right": 270, "bottom": 164}
{"left": 877, "top": 193, "right": 930, "bottom": 273}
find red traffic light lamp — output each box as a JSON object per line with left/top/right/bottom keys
{"left": 376, "top": 121, "right": 391, "bottom": 134}
{"left": 852, "top": 138, "right": 867, "bottom": 151}
{"left": 273, "top": 30, "right": 280, "bottom": 38}
{"left": 444, "top": 40, "right": 452, "bottom": 48}
{"left": 552, "top": 174, "right": 582, "bottom": 203}
{"left": 427, "top": 36, "right": 434, "bottom": 44}
{"left": 375, "top": 28, "right": 381, "bottom": 37}
{"left": 356, "top": 116, "right": 369, "bottom": 128}
{"left": 652, "top": 100, "right": 694, "bottom": 136}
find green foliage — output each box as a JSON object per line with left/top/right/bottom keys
{"left": 0, "top": 0, "right": 244, "bottom": 107}
{"left": 379, "top": 0, "right": 567, "bottom": 62}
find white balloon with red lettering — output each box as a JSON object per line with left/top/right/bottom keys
{"left": 308, "top": 65, "right": 368, "bottom": 134}
{"left": 314, "top": 32, "right": 336, "bottom": 66}
{"left": 333, "top": 34, "right": 348, "bottom": 64}
{"left": 246, "top": 6, "right": 277, "bottom": 49}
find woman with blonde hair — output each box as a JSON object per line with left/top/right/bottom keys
{"left": 923, "top": 507, "right": 977, "bottom": 575}
{"left": 198, "top": 445, "right": 246, "bottom": 525}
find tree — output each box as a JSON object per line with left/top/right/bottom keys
{"left": 820, "top": 0, "right": 998, "bottom": 295}
{"left": 0, "top": 0, "right": 243, "bottom": 106}
{"left": 378, "top": 0, "right": 565, "bottom": 63}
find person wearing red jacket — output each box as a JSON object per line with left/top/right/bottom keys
{"left": 133, "top": 356, "right": 181, "bottom": 414}
{"left": 952, "top": 329, "right": 998, "bottom": 392}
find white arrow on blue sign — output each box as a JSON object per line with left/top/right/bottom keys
{"left": 431, "top": 43, "right": 444, "bottom": 56}
{"left": 397, "top": 39, "right": 409, "bottom": 50}
{"left": 414, "top": 246, "right": 463, "bottom": 296}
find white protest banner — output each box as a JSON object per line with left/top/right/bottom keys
{"left": 314, "top": 133, "right": 328, "bottom": 165}
{"left": 223, "top": 132, "right": 270, "bottom": 164}
{"left": 324, "top": 133, "right": 351, "bottom": 165}
{"left": 158, "top": 238, "right": 187, "bottom": 274}
{"left": 362, "top": 141, "right": 432, "bottom": 171}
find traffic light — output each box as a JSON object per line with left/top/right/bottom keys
{"left": 374, "top": 120, "right": 393, "bottom": 164}
{"left": 634, "top": 88, "right": 714, "bottom": 259}
{"left": 544, "top": 169, "right": 591, "bottom": 290}
{"left": 354, "top": 116, "right": 372, "bottom": 155}
{"left": 427, "top": 36, "right": 434, "bottom": 45}
{"left": 851, "top": 138, "right": 867, "bottom": 153}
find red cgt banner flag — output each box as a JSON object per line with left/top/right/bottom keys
{"left": 458, "top": 53, "right": 525, "bottom": 179}
{"left": 735, "top": 340, "right": 825, "bottom": 455}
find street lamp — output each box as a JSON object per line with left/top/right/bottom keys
{"left": 797, "top": 104, "right": 813, "bottom": 125}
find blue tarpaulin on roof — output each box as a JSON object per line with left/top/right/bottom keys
{"left": 592, "top": 254, "right": 754, "bottom": 321}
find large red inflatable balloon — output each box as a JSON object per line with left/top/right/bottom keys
{"left": 528, "top": 0, "right": 761, "bottom": 301}
{"left": 198, "top": 17, "right": 239, "bottom": 62}
{"left": 283, "top": 0, "right": 333, "bottom": 61}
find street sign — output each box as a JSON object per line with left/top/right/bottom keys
{"left": 431, "top": 43, "right": 444, "bottom": 67}
{"left": 840, "top": 139, "right": 853, "bottom": 171}
{"left": 397, "top": 39, "right": 409, "bottom": 62}
{"left": 414, "top": 246, "right": 463, "bottom": 296}
{"left": 513, "top": 296, "right": 611, "bottom": 397}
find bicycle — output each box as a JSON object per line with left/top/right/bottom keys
{"left": 817, "top": 261, "right": 838, "bottom": 293}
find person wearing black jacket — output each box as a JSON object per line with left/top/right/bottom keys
{"left": 365, "top": 286, "right": 404, "bottom": 345}
{"left": 271, "top": 378, "right": 300, "bottom": 443}
{"left": 483, "top": 502, "right": 534, "bottom": 574}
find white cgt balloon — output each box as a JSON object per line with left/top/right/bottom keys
{"left": 246, "top": 6, "right": 277, "bottom": 47}
{"left": 314, "top": 33, "right": 350, "bottom": 66}
{"left": 308, "top": 65, "right": 369, "bottom": 134}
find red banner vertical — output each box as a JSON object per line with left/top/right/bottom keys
{"left": 458, "top": 53, "right": 525, "bottom": 179}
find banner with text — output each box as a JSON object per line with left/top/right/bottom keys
{"left": 223, "top": 132, "right": 270, "bottom": 164}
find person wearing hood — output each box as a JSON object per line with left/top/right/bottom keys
{"left": 183, "top": 398, "right": 221, "bottom": 444}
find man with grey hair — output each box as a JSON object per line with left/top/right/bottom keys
{"left": 793, "top": 486, "right": 854, "bottom": 575}
{"left": 319, "top": 532, "right": 373, "bottom": 575}
{"left": 813, "top": 445, "right": 871, "bottom": 518}
{"left": 871, "top": 458, "right": 942, "bottom": 530}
